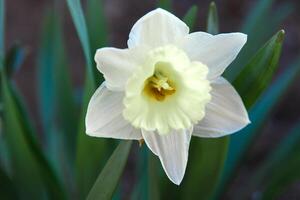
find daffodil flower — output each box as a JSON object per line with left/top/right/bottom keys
{"left": 86, "top": 8, "right": 250, "bottom": 185}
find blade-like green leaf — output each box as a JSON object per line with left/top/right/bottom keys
{"left": 233, "top": 30, "right": 284, "bottom": 108}
{"left": 86, "top": 0, "right": 107, "bottom": 54}
{"left": 157, "top": 0, "right": 172, "bottom": 11}
{"left": 183, "top": 5, "right": 198, "bottom": 31}
{"left": 181, "top": 137, "right": 229, "bottom": 200}
{"left": 86, "top": 0, "right": 106, "bottom": 84}
{"left": 0, "top": 0, "right": 4, "bottom": 65}
{"left": 37, "top": 12, "right": 57, "bottom": 137}
{"left": 218, "top": 58, "right": 300, "bottom": 199}
{"left": 66, "top": 0, "right": 96, "bottom": 88}
{"left": 66, "top": 0, "right": 108, "bottom": 197}
{"left": 38, "top": 9, "right": 77, "bottom": 155}
{"left": 37, "top": 10, "right": 77, "bottom": 196}
{"left": 206, "top": 2, "right": 219, "bottom": 35}
{"left": 87, "top": 141, "right": 132, "bottom": 200}
{"left": 1, "top": 68, "right": 65, "bottom": 199}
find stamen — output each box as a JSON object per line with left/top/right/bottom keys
{"left": 144, "top": 70, "right": 176, "bottom": 101}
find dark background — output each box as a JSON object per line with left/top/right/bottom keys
{"left": 5, "top": 0, "right": 300, "bottom": 198}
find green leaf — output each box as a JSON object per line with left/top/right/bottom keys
{"left": 233, "top": 30, "right": 284, "bottom": 108}
{"left": 87, "top": 141, "right": 132, "bottom": 200}
{"left": 38, "top": 9, "right": 77, "bottom": 155}
{"left": 183, "top": 5, "right": 198, "bottom": 31}
{"left": 157, "top": 0, "right": 172, "bottom": 11}
{"left": 86, "top": 0, "right": 107, "bottom": 84}
{"left": 37, "top": 10, "right": 77, "bottom": 196}
{"left": 181, "top": 137, "right": 229, "bottom": 200}
{"left": 86, "top": 0, "right": 107, "bottom": 54}
{"left": 218, "top": 58, "right": 300, "bottom": 199}
{"left": 1, "top": 69, "right": 65, "bottom": 199}
{"left": 0, "top": 165, "right": 17, "bottom": 200}
{"left": 66, "top": 0, "right": 108, "bottom": 197}
{"left": 0, "top": 0, "right": 4, "bottom": 65}
{"left": 206, "top": 2, "right": 219, "bottom": 35}
{"left": 66, "top": 0, "right": 96, "bottom": 89}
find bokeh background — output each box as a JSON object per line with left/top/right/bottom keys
{"left": 4, "top": 0, "right": 300, "bottom": 199}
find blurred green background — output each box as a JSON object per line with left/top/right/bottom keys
{"left": 1, "top": 0, "right": 300, "bottom": 199}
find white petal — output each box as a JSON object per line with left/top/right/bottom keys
{"left": 177, "top": 32, "right": 247, "bottom": 80}
{"left": 94, "top": 47, "right": 143, "bottom": 91}
{"left": 128, "top": 8, "right": 189, "bottom": 48}
{"left": 193, "top": 77, "right": 250, "bottom": 138}
{"left": 142, "top": 127, "right": 193, "bottom": 185}
{"left": 85, "top": 83, "right": 142, "bottom": 140}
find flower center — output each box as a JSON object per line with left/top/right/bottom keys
{"left": 123, "top": 45, "right": 211, "bottom": 134}
{"left": 143, "top": 68, "right": 176, "bottom": 101}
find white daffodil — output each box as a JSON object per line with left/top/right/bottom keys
{"left": 86, "top": 8, "right": 250, "bottom": 185}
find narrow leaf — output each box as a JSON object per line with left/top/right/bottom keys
{"left": 86, "top": 0, "right": 107, "bottom": 84}
{"left": 66, "top": 0, "right": 96, "bottom": 88}
{"left": 66, "top": 0, "right": 108, "bottom": 197}
{"left": 183, "top": 5, "right": 198, "bottom": 31}
{"left": 86, "top": 0, "right": 108, "bottom": 54}
{"left": 181, "top": 137, "right": 229, "bottom": 200}
{"left": 233, "top": 30, "right": 285, "bottom": 108}
{"left": 37, "top": 10, "right": 77, "bottom": 196}
{"left": 206, "top": 2, "right": 219, "bottom": 35}
{"left": 87, "top": 141, "right": 132, "bottom": 200}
